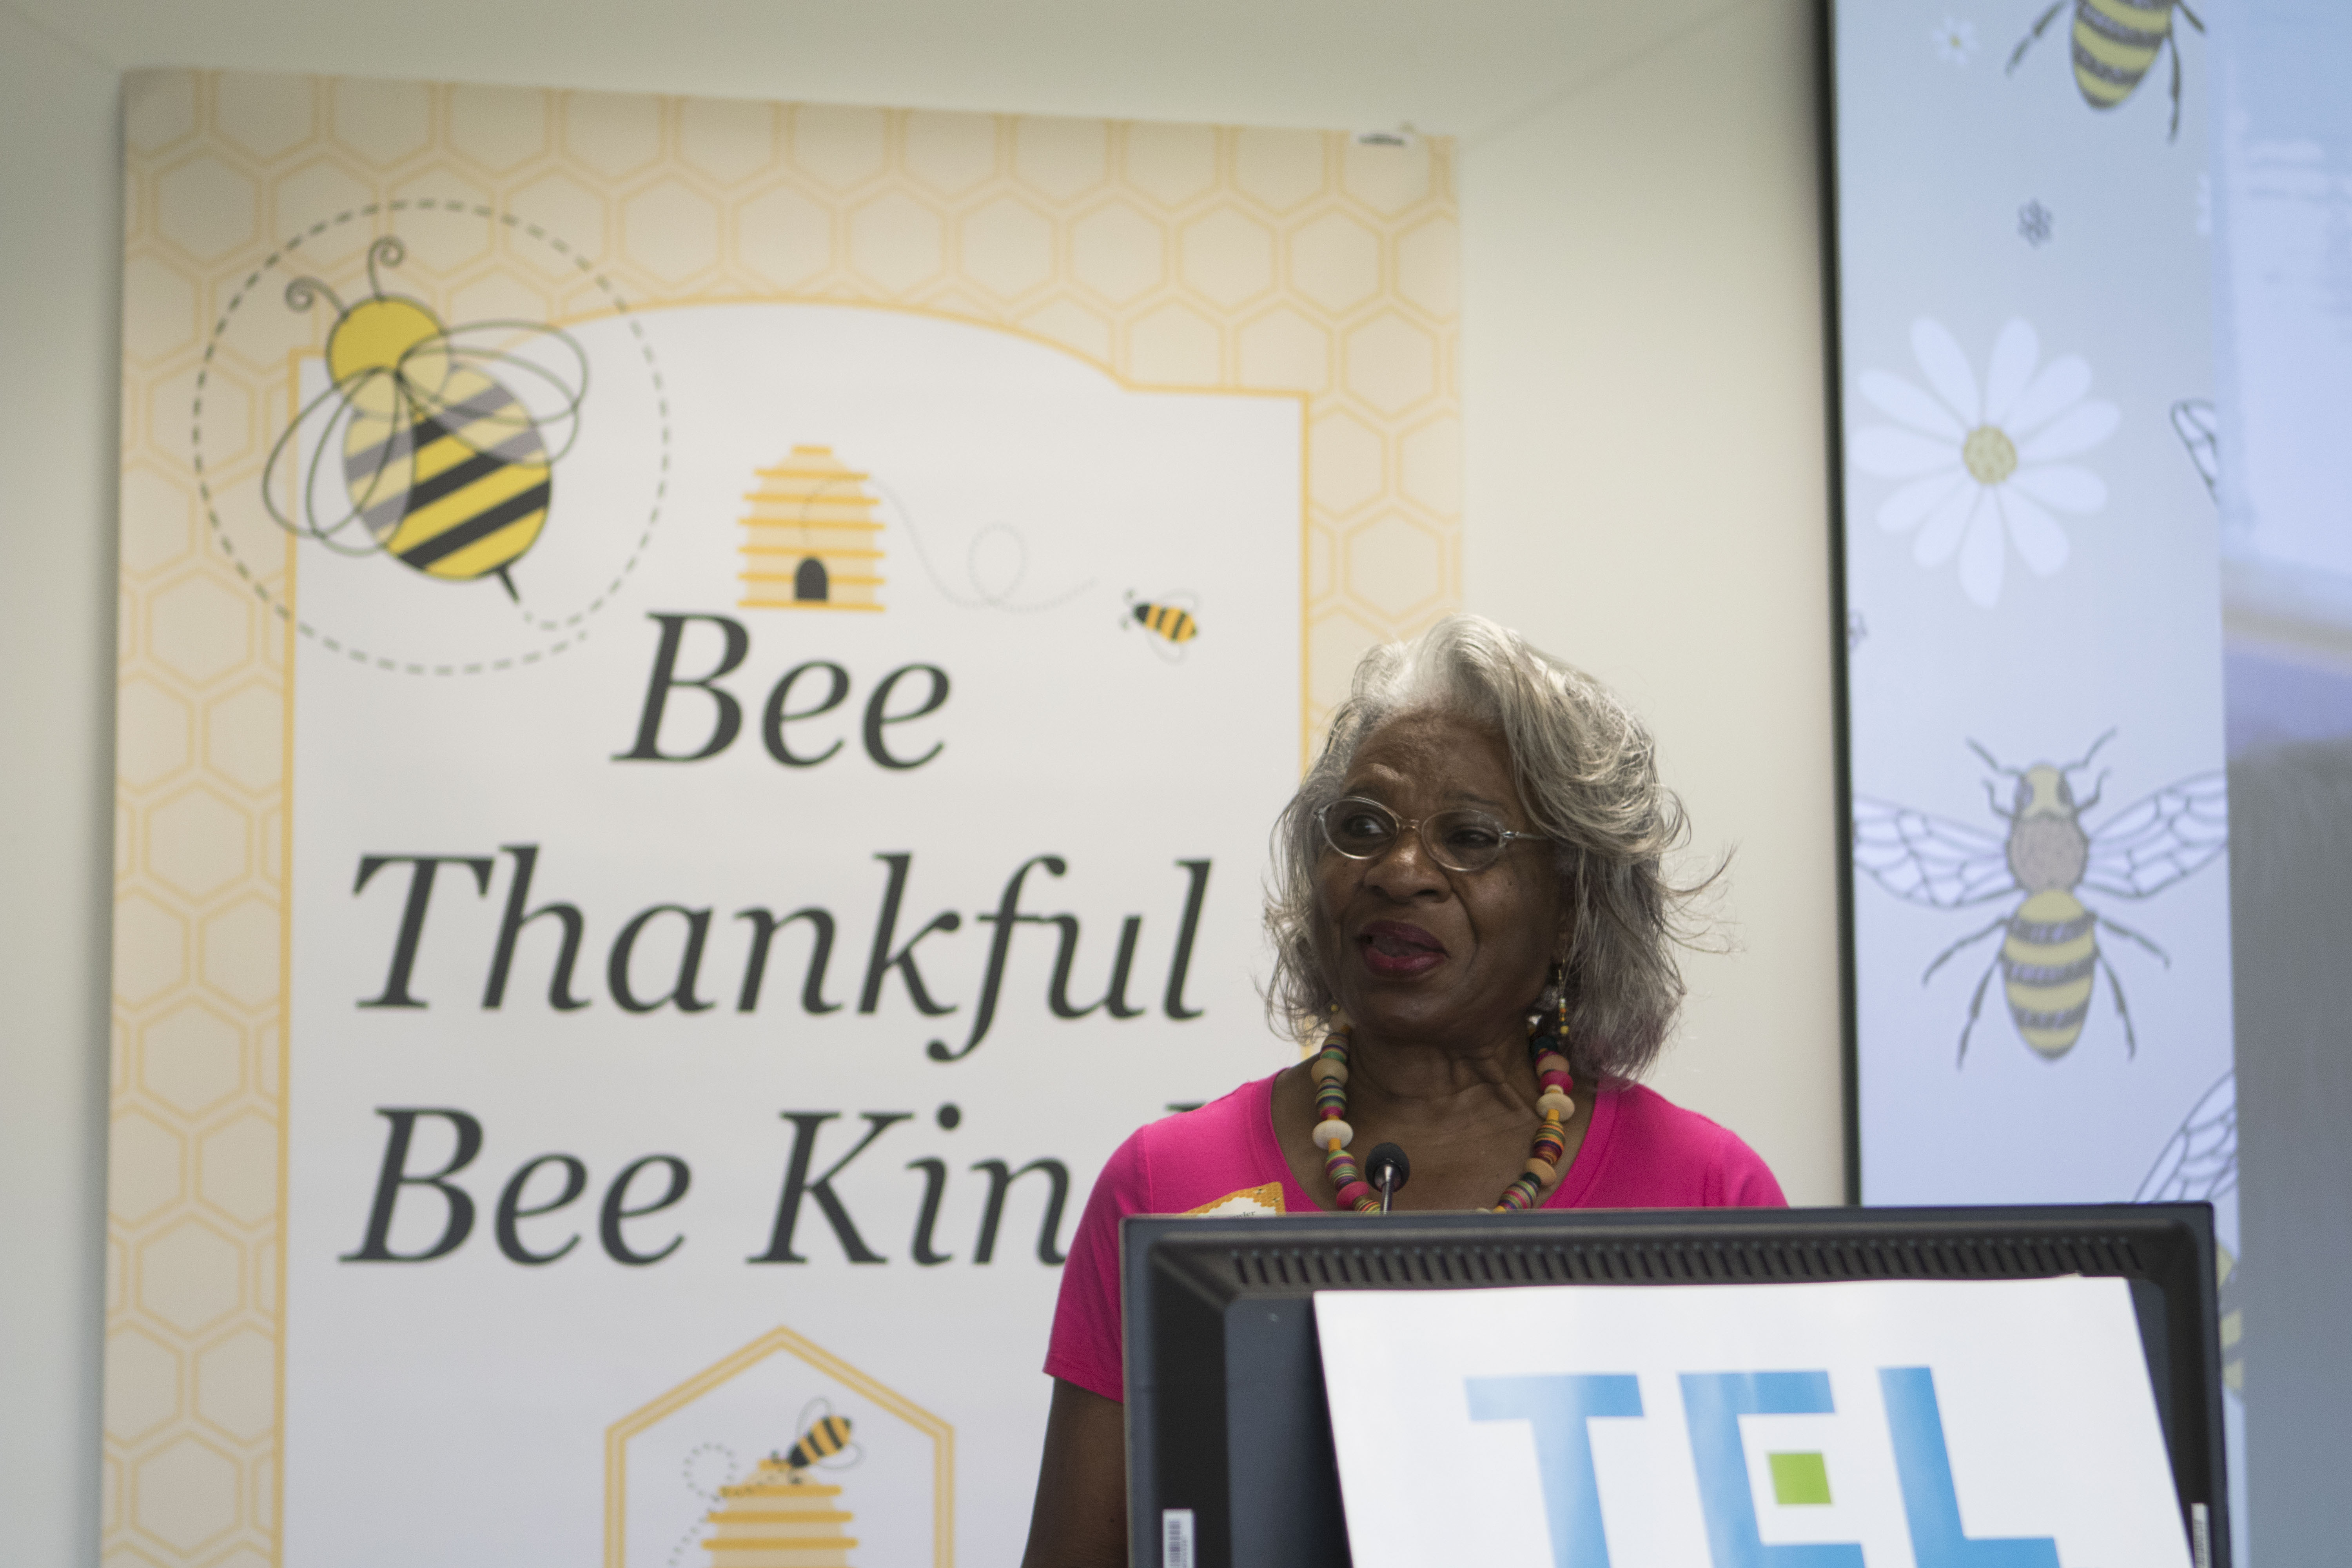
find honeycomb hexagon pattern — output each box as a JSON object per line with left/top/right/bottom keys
{"left": 111, "top": 68, "right": 1455, "bottom": 1567}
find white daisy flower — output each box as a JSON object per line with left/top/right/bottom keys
{"left": 1933, "top": 17, "right": 1978, "bottom": 64}
{"left": 1850, "top": 317, "right": 2119, "bottom": 608}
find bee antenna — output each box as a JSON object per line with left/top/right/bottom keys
{"left": 2065, "top": 728, "right": 2118, "bottom": 774}
{"left": 366, "top": 236, "right": 407, "bottom": 298}
{"left": 1964, "top": 739, "right": 2016, "bottom": 778}
{"left": 283, "top": 276, "right": 343, "bottom": 315}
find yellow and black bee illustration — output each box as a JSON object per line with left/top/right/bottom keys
{"left": 1854, "top": 733, "right": 2227, "bottom": 1061}
{"left": 1124, "top": 592, "right": 1200, "bottom": 661}
{"left": 2136, "top": 1069, "right": 2241, "bottom": 1393}
{"left": 776, "top": 1400, "right": 858, "bottom": 1480}
{"left": 2007, "top": 0, "right": 2206, "bottom": 142}
{"left": 262, "top": 235, "right": 588, "bottom": 601}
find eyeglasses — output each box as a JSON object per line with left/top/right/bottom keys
{"left": 1314, "top": 795, "right": 1545, "bottom": 874}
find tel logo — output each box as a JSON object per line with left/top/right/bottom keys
{"left": 1468, "top": 1367, "right": 2064, "bottom": 1568}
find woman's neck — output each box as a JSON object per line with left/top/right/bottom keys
{"left": 1344, "top": 1025, "right": 1537, "bottom": 1123}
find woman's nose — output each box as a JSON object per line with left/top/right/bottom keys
{"left": 1365, "top": 824, "right": 1446, "bottom": 894}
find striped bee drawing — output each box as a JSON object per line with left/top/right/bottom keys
{"left": 1854, "top": 733, "right": 2227, "bottom": 1062}
{"left": 777, "top": 1400, "right": 859, "bottom": 1478}
{"left": 263, "top": 236, "right": 588, "bottom": 601}
{"left": 2007, "top": 0, "right": 2206, "bottom": 142}
{"left": 1123, "top": 591, "right": 1200, "bottom": 661}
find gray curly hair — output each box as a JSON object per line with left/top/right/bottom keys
{"left": 1264, "top": 613, "right": 1708, "bottom": 1081}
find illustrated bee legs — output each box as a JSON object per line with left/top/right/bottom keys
{"left": 1921, "top": 915, "right": 2008, "bottom": 985}
{"left": 2094, "top": 946, "right": 2141, "bottom": 1059}
{"left": 2094, "top": 910, "right": 2172, "bottom": 967}
{"left": 2168, "top": 3, "right": 2207, "bottom": 143}
{"left": 2006, "top": 0, "right": 2069, "bottom": 75}
{"left": 2168, "top": 24, "right": 2184, "bottom": 141}
{"left": 1957, "top": 950, "right": 2005, "bottom": 1066}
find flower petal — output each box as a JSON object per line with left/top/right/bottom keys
{"left": 1911, "top": 317, "right": 1981, "bottom": 423}
{"left": 1914, "top": 483, "right": 1979, "bottom": 566}
{"left": 1860, "top": 370, "right": 1966, "bottom": 439}
{"left": 2009, "top": 462, "right": 2107, "bottom": 513}
{"left": 2018, "top": 400, "right": 2120, "bottom": 461}
{"left": 2001, "top": 488, "right": 2071, "bottom": 576}
{"left": 1877, "top": 470, "right": 1968, "bottom": 533}
{"left": 1959, "top": 500, "right": 2006, "bottom": 606}
{"left": 1851, "top": 426, "right": 1961, "bottom": 478}
{"left": 1982, "top": 319, "right": 2040, "bottom": 425}
{"left": 2005, "top": 354, "right": 2092, "bottom": 436}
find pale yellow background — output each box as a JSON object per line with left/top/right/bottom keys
{"left": 107, "top": 68, "right": 1455, "bottom": 1566}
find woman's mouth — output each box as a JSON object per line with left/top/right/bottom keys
{"left": 1358, "top": 921, "right": 1448, "bottom": 978}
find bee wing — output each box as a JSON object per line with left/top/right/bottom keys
{"left": 260, "top": 372, "right": 397, "bottom": 555}
{"left": 1852, "top": 798, "right": 2016, "bottom": 908}
{"left": 2134, "top": 1071, "right": 2238, "bottom": 1203}
{"left": 2082, "top": 771, "right": 2228, "bottom": 898}
{"left": 425, "top": 321, "right": 590, "bottom": 462}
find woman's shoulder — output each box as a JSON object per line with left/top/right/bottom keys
{"left": 1572, "top": 1081, "right": 1787, "bottom": 1209}
{"left": 1099, "top": 1071, "right": 1294, "bottom": 1218}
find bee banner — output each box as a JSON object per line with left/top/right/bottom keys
{"left": 106, "top": 69, "right": 1460, "bottom": 1568}
{"left": 1829, "top": 3, "right": 2241, "bottom": 1544}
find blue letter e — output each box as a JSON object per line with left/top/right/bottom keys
{"left": 1467, "top": 1373, "right": 1643, "bottom": 1568}
{"left": 1680, "top": 1372, "right": 1865, "bottom": 1568}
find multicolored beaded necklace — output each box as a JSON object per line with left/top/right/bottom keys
{"left": 1310, "top": 994, "right": 1577, "bottom": 1213}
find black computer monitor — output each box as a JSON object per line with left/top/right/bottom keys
{"left": 1122, "top": 1203, "right": 2228, "bottom": 1568}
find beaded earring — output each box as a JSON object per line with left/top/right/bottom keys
{"left": 1499, "top": 966, "right": 1577, "bottom": 1210}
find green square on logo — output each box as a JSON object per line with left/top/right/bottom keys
{"left": 1768, "top": 1450, "right": 1833, "bottom": 1506}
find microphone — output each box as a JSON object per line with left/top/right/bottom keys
{"left": 1365, "top": 1143, "right": 1410, "bottom": 1214}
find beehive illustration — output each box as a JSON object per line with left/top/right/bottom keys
{"left": 738, "top": 445, "right": 885, "bottom": 611}
{"left": 702, "top": 1455, "right": 858, "bottom": 1567}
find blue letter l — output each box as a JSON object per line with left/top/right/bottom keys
{"left": 1880, "top": 1367, "right": 2060, "bottom": 1567}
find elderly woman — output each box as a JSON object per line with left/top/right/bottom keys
{"left": 1020, "top": 615, "right": 1784, "bottom": 1565}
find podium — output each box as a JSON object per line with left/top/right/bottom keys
{"left": 1122, "top": 1205, "right": 2227, "bottom": 1568}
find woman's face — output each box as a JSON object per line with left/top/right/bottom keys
{"left": 1311, "top": 711, "right": 1564, "bottom": 1052}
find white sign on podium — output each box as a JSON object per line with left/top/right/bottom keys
{"left": 1316, "top": 1277, "right": 2188, "bottom": 1568}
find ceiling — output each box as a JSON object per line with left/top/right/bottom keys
{"left": 6, "top": 0, "right": 1753, "bottom": 142}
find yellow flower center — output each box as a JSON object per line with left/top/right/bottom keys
{"left": 1962, "top": 424, "right": 2018, "bottom": 486}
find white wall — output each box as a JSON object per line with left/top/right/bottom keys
{"left": 1, "top": 10, "right": 125, "bottom": 1568}
{"left": 1462, "top": 0, "right": 1842, "bottom": 1205}
{"left": 0, "top": 1, "right": 1838, "bottom": 1561}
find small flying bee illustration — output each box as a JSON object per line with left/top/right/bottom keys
{"left": 775, "top": 1400, "right": 859, "bottom": 1481}
{"left": 262, "top": 235, "right": 588, "bottom": 601}
{"left": 2007, "top": 0, "right": 2206, "bottom": 142}
{"left": 2136, "top": 1069, "right": 2240, "bottom": 1393}
{"left": 1123, "top": 592, "right": 1199, "bottom": 661}
{"left": 1854, "top": 732, "right": 2227, "bottom": 1062}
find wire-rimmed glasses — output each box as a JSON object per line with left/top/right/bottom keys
{"left": 1314, "top": 795, "right": 1544, "bottom": 874}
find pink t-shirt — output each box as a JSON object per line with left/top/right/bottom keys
{"left": 1043, "top": 1071, "right": 1788, "bottom": 1401}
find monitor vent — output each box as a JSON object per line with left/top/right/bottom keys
{"left": 1224, "top": 1232, "right": 2146, "bottom": 1290}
